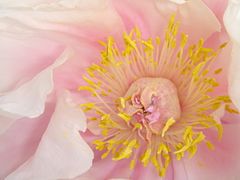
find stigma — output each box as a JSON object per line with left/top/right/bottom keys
{"left": 78, "top": 15, "right": 238, "bottom": 177}
{"left": 123, "top": 77, "right": 180, "bottom": 139}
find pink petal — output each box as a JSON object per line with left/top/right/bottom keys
{"left": 77, "top": 154, "right": 131, "bottom": 180}
{"left": 173, "top": 122, "right": 240, "bottom": 180}
{"left": 112, "top": 0, "right": 220, "bottom": 42}
{"left": 202, "top": 0, "right": 228, "bottom": 23}
{"left": 130, "top": 162, "right": 173, "bottom": 180}
{"left": 5, "top": 92, "right": 94, "bottom": 180}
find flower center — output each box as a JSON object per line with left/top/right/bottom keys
{"left": 123, "top": 77, "right": 180, "bottom": 139}
{"left": 78, "top": 16, "right": 238, "bottom": 177}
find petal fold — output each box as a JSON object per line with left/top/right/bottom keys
{"left": 0, "top": 49, "right": 71, "bottom": 134}
{"left": 6, "top": 91, "right": 94, "bottom": 180}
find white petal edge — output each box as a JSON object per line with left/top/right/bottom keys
{"left": 0, "top": 48, "right": 71, "bottom": 134}
{"left": 169, "top": 0, "right": 186, "bottom": 4}
{"left": 223, "top": 0, "right": 240, "bottom": 110}
{"left": 5, "top": 91, "right": 94, "bottom": 180}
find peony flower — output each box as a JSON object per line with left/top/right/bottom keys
{"left": 0, "top": 0, "right": 240, "bottom": 179}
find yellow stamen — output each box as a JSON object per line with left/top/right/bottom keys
{"left": 77, "top": 15, "right": 236, "bottom": 177}
{"left": 161, "top": 117, "right": 176, "bottom": 137}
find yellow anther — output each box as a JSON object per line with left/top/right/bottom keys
{"left": 206, "top": 78, "right": 219, "bottom": 87}
{"left": 80, "top": 102, "right": 95, "bottom": 112}
{"left": 101, "top": 149, "right": 111, "bottom": 159}
{"left": 101, "top": 114, "right": 110, "bottom": 121}
{"left": 156, "top": 37, "right": 161, "bottom": 45}
{"left": 192, "top": 62, "right": 206, "bottom": 81}
{"left": 98, "top": 40, "right": 106, "bottom": 47}
{"left": 174, "top": 144, "right": 190, "bottom": 154}
{"left": 216, "top": 124, "right": 223, "bottom": 139}
{"left": 116, "top": 97, "right": 129, "bottom": 109}
{"left": 83, "top": 75, "right": 99, "bottom": 88}
{"left": 134, "top": 27, "right": 142, "bottom": 38}
{"left": 180, "top": 33, "right": 188, "bottom": 47}
{"left": 205, "top": 140, "right": 215, "bottom": 150}
{"left": 107, "top": 36, "right": 114, "bottom": 58}
{"left": 118, "top": 112, "right": 131, "bottom": 122}
{"left": 133, "top": 123, "right": 142, "bottom": 130}
{"left": 130, "top": 159, "right": 136, "bottom": 170}
{"left": 214, "top": 68, "right": 223, "bottom": 74}
{"left": 202, "top": 69, "right": 209, "bottom": 76}
{"left": 225, "top": 104, "right": 239, "bottom": 114}
{"left": 101, "top": 129, "right": 108, "bottom": 136}
{"left": 192, "top": 132, "right": 205, "bottom": 145}
{"left": 93, "top": 140, "right": 105, "bottom": 151}
{"left": 142, "top": 39, "right": 154, "bottom": 50}
{"left": 161, "top": 117, "right": 176, "bottom": 137}
{"left": 113, "top": 139, "right": 137, "bottom": 160}
{"left": 141, "top": 148, "right": 152, "bottom": 167}
{"left": 78, "top": 86, "right": 95, "bottom": 94}
{"left": 159, "top": 168, "right": 167, "bottom": 177}
{"left": 123, "top": 33, "right": 137, "bottom": 50}
{"left": 183, "top": 126, "right": 193, "bottom": 141}
{"left": 188, "top": 145, "right": 197, "bottom": 158}
{"left": 157, "top": 143, "right": 169, "bottom": 155}
{"left": 219, "top": 42, "right": 228, "bottom": 49}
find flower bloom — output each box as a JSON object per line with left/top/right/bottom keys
{"left": 0, "top": 0, "right": 240, "bottom": 180}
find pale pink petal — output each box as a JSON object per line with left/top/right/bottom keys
{"left": 112, "top": 0, "right": 220, "bottom": 42}
{"left": 223, "top": 0, "right": 240, "bottom": 110}
{"left": 0, "top": 102, "right": 54, "bottom": 178}
{"left": 0, "top": 108, "right": 23, "bottom": 134}
{"left": 202, "top": 0, "right": 228, "bottom": 23}
{"left": 0, "top": 31, "right": 64, "bottom": 93}
{"left": 0, "top": 0, "right": 124, "bottom": 42}
{"left": 0, "top": 49, "right": 71, "bottom": 134}
{"left": 6, "top": 91, "right": 93, "bottom": 180}
{"left": 0, "top": 0, "right": 53, "bottom": 7}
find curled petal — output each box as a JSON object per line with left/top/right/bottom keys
{"left": 223, "top": 0, "right": 240, "bottom": 110}
{"left": 0, "top": 49, "right": 71, "bottom": 134}
{"left": 6, "top": 91, "right": 94, "bottom": 180}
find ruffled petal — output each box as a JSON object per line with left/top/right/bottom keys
{"left": 0, "top": 29, "right": 64, "bottom": 93}
{"left": 0, "top": 49, "right": 71, "bottom": 134}
{"left": 0, "top": 102, "right": 54, "bottom": 178}
{"left": 0, "top": 0, "right": 124, "bottom": 41}
{"left": 6, "top": 91, "right": 94, "bottom": 180}
{"left": 223, "top": 0, "right": 240, "bottom": 110}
